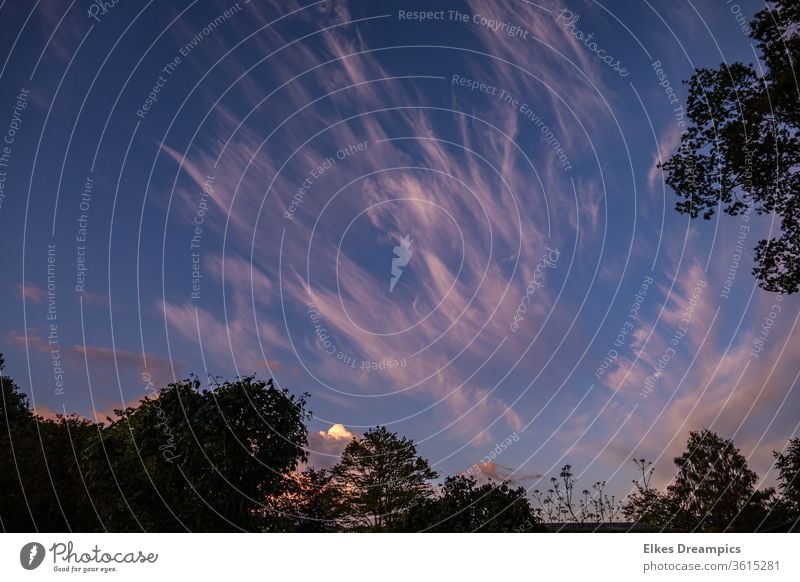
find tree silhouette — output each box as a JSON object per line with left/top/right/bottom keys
{"left": 0, "top": 354, "right": 35, "bottom": 531}
{"left": 331, "top": 426, "right": 437, "bottom": 531}
{"left": 667, "top": 429, "right": 763, "bottom": 531}
{"left": 83, "top": 376, "right": 310, "bottom": 531}
{"left": 0, "top": 355, "right": 101, "bottom": 532}
{"left": 623, "top": 458, "right": 676, "bottom": 530}
{"left": 661, "top": 0, "right": 800, "bottom": 293}
{"left": 266, "top": 468, "right": 344, "bottom": 532}
{"left": 404, "top": 474, "right": 544, "bottom": 532}
{"left": 3, "top": 353, "right": 799, "bottom": 532}
{"left": 624, "top": 432, "right": 782, "bottom": 532}
{"left": 773, "top": 437, "right": 800, "bottom": 528}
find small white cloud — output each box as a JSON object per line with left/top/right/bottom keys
{"left": 319, "top": 423, "right": 354, "bottom": 442}
{"left": 306, "top": 423, "right": 357, "bottom": 469}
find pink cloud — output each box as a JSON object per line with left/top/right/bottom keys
{"left": 17, "top": 283, "right": 45, "bottom": 304}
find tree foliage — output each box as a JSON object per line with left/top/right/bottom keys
{"left": 623, "top": 458, "right": 677, "bottom": 530}
{"left": 661, "top": 0, "right": 800, "bottom": 293}
{"left": 624, "top": 429, "right": 781, "bottom": 532}
{"left": 331, "top": 426, "right": 437, "bottom": 531}
{"left": 2, "top": 353, "right": 798, "bottom": 532}
{"left": 1, "top": 359, "right": 310, "bottom": 532}
{"left": 265, "top": 468, "right": 344, "bottom": 532}
{"left": 1, "top": 355, "right": 102, "bottom": 532}
{"left": 405, "top": 474, "right": 544, "bottom": 532}
{"left": 667, "top": 429, "right": 760, "bottom": 531}
{"left": 84, "top": 376, "right": 310, "bottom": 531}
{"left": 773, "top": 437, "right": 800, "bottom": 526}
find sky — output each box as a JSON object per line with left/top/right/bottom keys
{"left": 0, "top": 0, "right": 798, "bottom": 500}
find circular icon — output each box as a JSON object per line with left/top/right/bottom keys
{"left": 19, "top": 542, "right": 46, "bottom": 570}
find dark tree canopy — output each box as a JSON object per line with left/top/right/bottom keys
{"left": 624, "top": 429, "right": 777, "bottom": 532}
{"left": 667, "top": 429, "right": 760, "bottom": 531}
{"left": 774, "top": 437, "right": 800, "bottom": 525}
{"left": 2, "top": 353, "right": 798, "bottom": 533}
{"left": 331, "top": 425, "right": 437, "bottom": 531}
{"left": 404, "top": 475, "right": 544, "bottom": 532}
{"left": 623, "top": 458, "right": 679, "bottom": 530}
{"left": 266, "top": 468, "right": 344, "bottom": 532}
{"left": 84, "top": 376, "right": 310, "bottom": 532}
{"left": 1, "top": 355, "right": 102, "bottom": 532}
{"left": 661, "top": 0, "right": 800, "bottom": 293}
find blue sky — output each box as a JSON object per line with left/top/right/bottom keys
{"left": 1, "top": 0, "right": 798, "bottom": 498}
